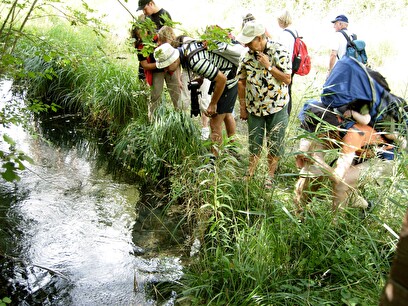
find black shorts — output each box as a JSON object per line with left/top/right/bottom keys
{"left": 216, "top": 83, "right": 238, "bottom": 114}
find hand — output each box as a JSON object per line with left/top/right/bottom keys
{"left": 240, "top": 107, "right": 248, "bottom": 121}
{"left": 343, "top": 110, "right": 352, "bottom": 118}
{"left": 192, "top": 77, "right": 204, "bottom": 86}
{"left": 256, "top": 52, "right": 270, "bottom": 69}
{"left": 206, "top": 104, "right": 218, "bottom": 118}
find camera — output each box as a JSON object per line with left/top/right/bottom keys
{"left": 188, "top": 81, "right": 201, "bottom": 117}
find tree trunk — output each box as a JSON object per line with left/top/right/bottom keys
{"left": 380, "top": 208, "right": 408, "bottom": 305}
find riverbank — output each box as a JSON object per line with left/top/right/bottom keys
{"left": 1, "top": 1, "right": 408, "bottom": 304}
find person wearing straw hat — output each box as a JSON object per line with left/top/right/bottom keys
{"left": 153, "top": 37, "right": 244, "bottom": 156}
{"left": 137, "top": 0, "right": 180, "bottom": 121}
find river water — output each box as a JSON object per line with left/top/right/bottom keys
{"left": 0, "top": 80, "right": 183, "bottom": 305}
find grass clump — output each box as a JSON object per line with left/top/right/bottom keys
{"left": 113, "top": 105, "right": 206, "bottom": 182}
{"left": 14, "top": 22, "right": 148, "bottom": 134}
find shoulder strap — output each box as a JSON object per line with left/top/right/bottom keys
{"left": 284, "top": 28, "right": 297, "bottom": 40}
{"left": 183, "top": 40, "right": 206, "bottom": 62}
{"left": 339, "top": 30, "right": 352, "bottom": 44}
{"left": 182, "top": 40, "right": 206, "bottom": 83}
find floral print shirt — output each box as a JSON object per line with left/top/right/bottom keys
{"left": 237, "top": 40, "right": 292, "bottom": 116}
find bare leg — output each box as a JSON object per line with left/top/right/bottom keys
{"left": 267, "top": 154, "right": 279, "bottom": 178}
{"left": 332, "top": 165, "right": 367, "bottom": 212}
{"left": 294, "top": 176, "right": 310, "bottom": 213}
{"left": 210, "top": 113, "right": 226, "bottom": 156}
{"left": 224, "top": 113, "right": 236, "bottom": 140}
{"left": 248, "top": 154, "right": 261, "bottom": 177}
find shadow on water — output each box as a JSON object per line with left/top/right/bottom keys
{"left": 0, "top": 80, "right": 184, "bottom": 305}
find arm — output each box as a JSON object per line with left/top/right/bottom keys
{"left": 206, "top": 71, "right": 227, "bottom": 116}
{"left": 258, "top": 52, "right": 291, "bottom": 85}
{"left": 139, "top": 59, "right": 156, "bottom": 71}
{"left": 329, "top": 50, "right": 337, "bottom": 72}
{"left": 343, "top": 110, "right": 371, "bottom": 125}
{"left": 238, "top": 79, "right": 248, "bottom": 120}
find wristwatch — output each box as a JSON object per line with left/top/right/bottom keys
{"left": 268, "top": 66, "right": 273, "bottom": 73}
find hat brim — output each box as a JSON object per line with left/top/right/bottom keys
{"left": 137, "top": 6, "right": 144, "bottom": 10}
{"left": 235, "top": 34, "right": 255, "bottom": 45}
{"left": 156, "top": 49, "right": 179, "bottom": 69}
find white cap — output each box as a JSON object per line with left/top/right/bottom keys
{"left": 236, "top": 22, "right": 265, "bottom": 44}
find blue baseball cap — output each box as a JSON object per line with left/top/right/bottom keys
{"left": 331, "top": 15, "right": 349, "bottom": 23}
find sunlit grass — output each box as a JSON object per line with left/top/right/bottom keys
{"left": 5, "top": 2, "right": 408, "bottom": 304}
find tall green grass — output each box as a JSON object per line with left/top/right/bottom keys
{"left": 113, "top": 105, "right": 207, "bottom": 182}
{"left": 14, "top": 22, "right": 149, "bottom": 133}
{"left": 171, "top": 150, "right": 407, "bottom": 305}
{"left": 6, "top": 9, "right": 408, "bottom": 305}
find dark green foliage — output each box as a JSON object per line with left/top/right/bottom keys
{"left": 113, "top": 105, "right": 206, "bottom": 182}
{"left": 15, "top": 23, "right": 150, "bottom": 133}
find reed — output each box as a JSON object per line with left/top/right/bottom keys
{"left": 3, "top": 4, "right": 408, "bottom": 304}
{"left": 14, "top": 22, "right": 149, "bottom": 134}
{"left": 113, "top": 105, "right": 206, "bottom": 182}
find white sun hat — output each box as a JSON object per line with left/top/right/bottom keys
{"left": 236, "top": 22, "right": 265, "bottom": 44}
{"left": 154, "top": 43, "right": 179, "bottom": 69}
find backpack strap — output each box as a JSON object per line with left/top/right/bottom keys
{"left": 284, "top": 28, "right": 298, "bottom": 40}
{"left": 181, "top": 40, "right": 206, "bottom": 83}
{"left": 338, "top": 30, "right": 355, "bottom": 59}
{"left": 184, "top": 40, "right": 206, "bottom": 63}
{"left": 339, "top": 29, "right": 353, "bottom": 45}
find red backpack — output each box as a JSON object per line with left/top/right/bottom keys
{"left": 284, "top": 29, "right": 311, "bottom": 76}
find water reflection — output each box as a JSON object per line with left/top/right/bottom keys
{"left": 0, "top": 80, "right": 182, "bottom": 305}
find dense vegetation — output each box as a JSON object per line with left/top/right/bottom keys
{"left": 1, "top": 0, "right": 408, "bottom": 305}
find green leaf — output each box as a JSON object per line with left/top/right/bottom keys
{"left": 1, "top": 166, "right": 20, "bottom": 182}
{"left": 43, "top": 54, "right": 52, "bottom": 62}
{"left": 3, "top": 134, "right": 16, "bottom": 146}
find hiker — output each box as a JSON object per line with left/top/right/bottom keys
{"left": 241, "top": 13, "right": 272, "bottom": 38}
{"left": 131, "top": 15, "right": 155, "bottom": 85}
{"left": 276, "top": 9, "right": 297, "bottom": 115}
{"left": 295, "top": 118, "right": 394, "bottom": 214}
{"left": 137, "top": 0, "right": 180, "bottom": 121}
{"left": 153, "top": 38, "right": 243, "bottom": 155}
{"left": 236, "top": 22, "right": 292, "bottom": 186}
{"left": 294, "top": 103, "right": 396, "bottom": 214}
{"left": 138, "top": 0, "right": 171, "bottom": 30}
{"left": 156, "top": 26, "right": 184, "bottom": 111}
{"left": 294, "top": 53, "right": 408, "bottom": 213}
{"left": 328, "top": 14, "right": 356, "bottom": 74}
{"left": 294, "top": 67, "right": 407, "bottom": 213}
